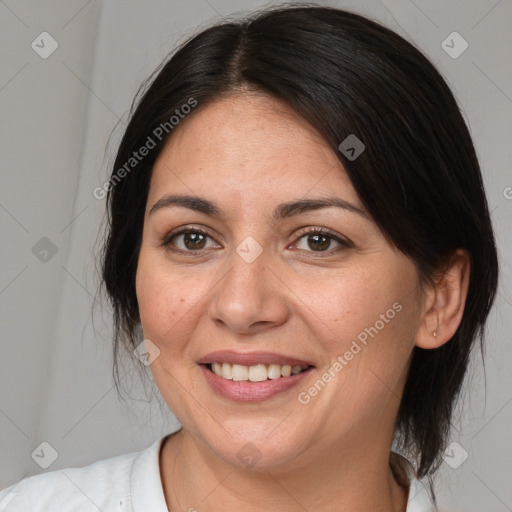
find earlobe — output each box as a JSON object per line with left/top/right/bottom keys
{"left": 415, "top": 249, "right": 471, "bottom": 349}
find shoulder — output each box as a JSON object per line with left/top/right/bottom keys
{"left": 0, "top": 439, "right": 162, "bottom": 512}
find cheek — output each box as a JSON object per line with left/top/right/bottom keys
{"left": 289, "top": 258, "right": 422, "bottom": 401}
{"left": 292, "top": 265, "right": 416, "bottom": 346}
{"left": 135, "top": 250, "right": 194, "bottom": 345}
{"left": 334, "top": 265, "right": 421, "bottom": 396}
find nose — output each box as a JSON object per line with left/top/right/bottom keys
{"left": 208, "top": 245, "right": 290, "bottom": 335}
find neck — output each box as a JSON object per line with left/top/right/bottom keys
{"left": 160, "top": 429, "right": 409, "bottom": 512}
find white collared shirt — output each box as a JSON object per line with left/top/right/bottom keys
{"left": 0, "top": 437, "right": 434, "bottom": 511}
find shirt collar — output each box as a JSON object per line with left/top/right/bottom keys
{"left": 390, "top": 452, "right": 435, "bottom": 512}
{"left": 130, "top": 435, "right": 169, "bottom": 511}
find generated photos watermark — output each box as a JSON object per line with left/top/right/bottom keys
{"left": 93, "top": 97, "right": 198, "bottom": 200}
{"left": 298, "top": 301, "right": 403, "bottom": 404}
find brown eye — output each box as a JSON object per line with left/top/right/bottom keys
{"left": 179, "top": 231, "right": 208, "bottom": 250}
{"left": 293, "top": 227, "right": 352, "bottom": 256}
{"left": 304, "top": 233, "right": 332, "bottom": 251}
{"left": 161, "top": 228, "right": 219, "bottom": 254}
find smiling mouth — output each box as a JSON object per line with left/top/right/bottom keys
{"left": 205, "top": 362, "right": 313, "bottom": 382}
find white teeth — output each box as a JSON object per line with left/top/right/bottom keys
{"left": 267, "top": 364, "right": 281, "bottom": 380}
{"left": 231, "top": 364, "right": 249, "bottom": 381}
{"left": 281, "top": 365, "right": 291, "bottom": 377}
{"left": 221, "top": 362, "right": 232, "bottom": 380}
{"left": 248, "top": 364, "right": 267, "bottom": 382}
{"left": 209, "top": 362, "right": 309, "bottom": 381}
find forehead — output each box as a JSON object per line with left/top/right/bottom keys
{"left": 148, "top": 93, "right": 360, "bottom": 209}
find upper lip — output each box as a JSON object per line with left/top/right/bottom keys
{"left": 197, "top": 350, "right": 315, "bottom": 368}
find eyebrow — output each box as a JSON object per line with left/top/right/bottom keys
{"left": 149, "top": 194, "right": 368, "bottom": 221}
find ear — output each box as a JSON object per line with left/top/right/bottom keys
{"left": 415, "top": 249, "right": 471, "bottom": 349}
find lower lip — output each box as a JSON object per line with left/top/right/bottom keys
{"left": 200, "top": 364, "right": 314, "bottom": 402}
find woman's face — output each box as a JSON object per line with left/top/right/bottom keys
{"left": 136, "top": 93, "right": 425, "bottom": 469}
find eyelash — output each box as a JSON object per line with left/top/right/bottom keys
{"left": 159, "top": 225, "right": 352, "bottom": 258}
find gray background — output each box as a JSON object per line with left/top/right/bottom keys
{"left": 0, "top": 0, "right": 511, "bottom": 510}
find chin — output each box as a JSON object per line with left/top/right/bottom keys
{"left": 191, "top": 417, "right": 312, "bottom": 471}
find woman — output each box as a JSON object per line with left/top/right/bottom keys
{"left": 0, "top": 4, "right": 499, "bottom": 511}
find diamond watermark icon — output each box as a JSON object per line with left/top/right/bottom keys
{"left": 338, "top": 134, "right": 365, "bottom": 161}
{"left": 31, "top": 32, "right": 59, "bottom": 59}
{"left": 236, "top": 236, "right": 263, "bottom": 264}
{"left": 441, "top": 32, "right": 468, "bottom": 59}
{"left": 237, "top": 442, "right": 262, "bottom": 468}
{"left": 443, "top": 441, "right": 468, "bottom": 469}
{"left": 134, "top": 338, "right": 161, "bottom": 366}
{"left": 31, "top": 441, "right": 59, "bottom": 469}
{"left": 32, "top": 237, "right": 58, "bottom": 263}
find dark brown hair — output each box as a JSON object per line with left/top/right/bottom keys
{"left": 100, "top": 3, "right": 499, "bottom": 499}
